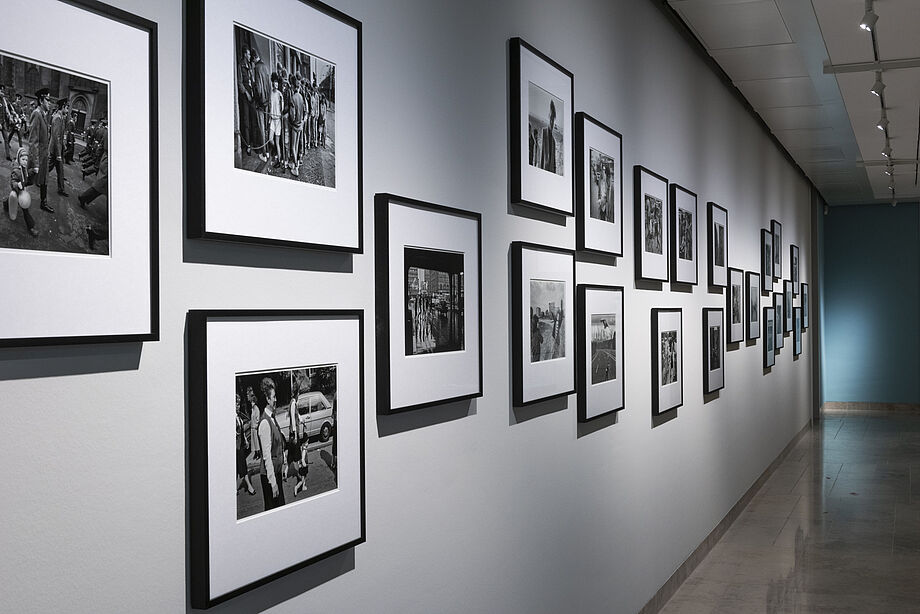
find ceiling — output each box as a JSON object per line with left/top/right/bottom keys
{"left": 666, "top": 0, "right": 920, "bottom": 206}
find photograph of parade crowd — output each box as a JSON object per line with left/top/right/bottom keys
{"left": 660, "top": 330, "right": 678, "bottom": 386}
{"left": 527, "top": 82, "right": 564, "bottom": 176}
{"left": 530, "top": 280, "right": 566, "bottom": 362}
{"left": 404, "top": 247, "right": 464, "bottom": 356}
{"left": 589, "top": 148, "right": 615, "bottom": 223}
{"left": 0, "top": 52, "right": 110, "bottom": 254}
{"left": 235, "top": 365, "right": 338, "bottom": 520}
{"left": 590, "top": 313, "right": 616, "bottom": 385}
{"left": 709, "top": 325, "right": 721, "bottom": 370}
{"left": 678, "top": 208, "right": 693, "bottom": 260}
{"left": 645, "top": 194, "right": 663, "bottom": 255}
{"left": 234, "top": 24, "right": 336, "bottom": 188}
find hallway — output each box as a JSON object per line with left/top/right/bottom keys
{"left": 661, "top": 411, "right": 920, "bottom": 613}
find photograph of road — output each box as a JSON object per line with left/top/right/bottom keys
{"left": 590, "top": 313, "right": 616, "bottom": 385}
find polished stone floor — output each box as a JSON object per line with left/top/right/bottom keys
{"left": 661, "top": 411, "right": 920, "bottom": 614}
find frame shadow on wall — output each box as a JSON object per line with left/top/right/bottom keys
{"left": 0, "top": 343, "right": 142, "bottom": 381}
{"left": 376, "top": 398, "right": 478, "bottom": 437}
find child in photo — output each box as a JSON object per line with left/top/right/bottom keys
{"left": 7, "top": 147, "right": 38, "bottom": 237}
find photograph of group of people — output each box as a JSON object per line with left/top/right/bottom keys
{"left": 234, "top": 24, "right": 336, "bottom": 188}
{"left": 0, "top": 52, "right": 110, "bottom": 254}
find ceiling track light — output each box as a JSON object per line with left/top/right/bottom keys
{"left": 882, "top": 144, "right": 892, "bottom": 158}
{"left": 884, "top": 165, "right": 893, "bottom": 176}
{"left": 877, "top": 109, "right": 889, "bottom": 131}
{"left": 870, "top": 71, "right": 885, "bottom": 97}
{"left": 891, "top": 199, "right": 898, "bottom": 207}
{"left": 823, "top": 203, "right": 830, "bottom": 215}
{"left": 860, "top": 2, "right": 878, "bottom": 32}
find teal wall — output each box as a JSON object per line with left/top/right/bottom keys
{"left": 821, "top": 203, "right": 920, "bottom": 404}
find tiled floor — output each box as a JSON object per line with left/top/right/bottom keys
{"left": 661, "top": 411, "right": 920, "bottom": 614}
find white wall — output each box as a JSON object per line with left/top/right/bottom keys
{"left": 0, "top": 1, "right": 813, "bottom": 613}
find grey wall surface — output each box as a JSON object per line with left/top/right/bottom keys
{"left": 0, "top": 1, "right": 814, "bottom": 613}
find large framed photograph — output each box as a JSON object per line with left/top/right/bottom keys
{"left": 773, "top": 292, "right": 785, "bottom": 350}
{"left": 790, "top": 243, "right": 800, "bottom": 296}
{"left": 726, "top": 267, "right": 744, "bottom": 343}
{"left": 512, "top": 242, "right": 575, "bottom": 406}
{"left": 702, "top": 308, "right": 724, "bottom": 394}
{"left": 784, "top": 279, "right": 794, "bottom": 333}
{"left": 670, "top": 183, "right": 698, "bottom": 284}
{"left": 707, "top": 202, "right": 728, "bottom": 287}
{"left": 771, "top": 219, "right": 782, "bottom": 280}
{"left": 761, "top": 229, "right": 774, "bottom": 294}
{"left": 0, "top": 0, "right": 157, "bottom": 346}
{"left": 634, "top": 166, "right": 669, "bottom": 282}
{"left": 510, "top": 37, "right": 573, "bottom": 216}
{"left": 763, "top": 306, "right": 776, "bottom": 368}
{"left": 575, "top": 113, "right": 622, "bottom": 254}
{"left": 186, "top": 0, "right": 362, "bottom": 251}
{"left": 576, "top": 284, "right": 624, "bottom": 421}
{"left": 801, "top": 282, "right": 809, "bottom": 330}
{"left": 793, "top": 306, "right": 803, "bottom": 356}
{"left": 188, "top": 309, "right": 365, "bottom": 608}
{"left": 746, "top": 271, "right": 761, "bottom": 340}
{"left": 651, "top": 308, "right": 682, "bottom": 415}
{"left": 375, "top": 194, "right": 482, "bottom": 414}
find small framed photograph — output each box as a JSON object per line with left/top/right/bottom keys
{"left": 374, "top": 194, "right": 482, "bottom": 414}
{"left": 634, "top": 166, "right": 669, "bottom": 282}
{"left": 575, "top": 113, "right": 622, "bottom": 255}
{"left": 745, "top": 271, "right": 761, "bottom": 340}
{"left": 186, "top": 0, "right": 363, "bottom": 251}
{"left": 702, "top": 308, "right": 724, "bottom": 394}
{"left": 510, "top": 37, "right": 574, "bottom": 216}
{"left": 577, "top": 284, "right": 624, "bottom": 421}
{"left": 784, "top": 280, "right": 794, "bottom": 333}
{"left": 0, "top": 0, "right": 158, "bottom": 347}
{"left": 707, "top": 202, "right": 728, "bottom": 287}
{"left": 801, "top": 282, "right": 809, "bottom": 330}
{"left": 761, "top": 229, "right": 774, "bottom": 294}
{"left": 670, "top": 183, "right": 698, "bottom": 284}
{"left": 771, "top": 219, "right": 782, "bottom": 279}
{"left": 726, "top": 267, "right": 744, "bottom": 343}
{"left": 188, "top": 309, "right": 365, "bottom": 608}
{"left": 651, "top": 308, "right": 683, "bottom": 415}
{"left": 773, "top": 292, "right": 784, "bottom": 350}
{"left": 512, "top": 242, "right": 575, "bottom": 406}
{"left": 763, "top": 307, "right": 776, "bottom": 368}
{"left": 790, "top": 243, "right": 800, "bottom": 296}
{"left": 793, "top": 307, "right": 803, "bottom": 356}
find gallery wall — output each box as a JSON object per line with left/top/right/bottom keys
{"left": 0, "top": 1, "right": 814, "bottom": 613}
{"left": 821, "top": 203, "right": 920, "bottom": 405}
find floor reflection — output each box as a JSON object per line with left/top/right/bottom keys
{"left": 661, "top": 410, "right": 920, "bottom": 613}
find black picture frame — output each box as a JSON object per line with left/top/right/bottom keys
{"left": 702, "top": 308, "right": 725, "bottom": 394}
{"left": 726, "top": 267, "right": 744, "bottom": 343}
{"left": 188, "top": 309, "right": 365, "bottom": 609}
{"left": 784, "top": 280, "right": 794, "bottom": 334}
{"left": 745, "top": 271, "right": 761, "bottom": 340}
{"left": 669, "top": 183, "right": 698, "bottom": 285}
{"left": 761, "top": 228, "right": 774, "bottom": 294}
{"left": 763, "top": 306, "right": 776, "bottom": 368}
{"left": 771, "top": 219, "right": 782, "bottom": 280}
{"left": 793, "top": 306, "right": 803, "bottom": 356}
{"left": 374, "top": 193, "right": 483, "bottom": 414}
{"left": 651, "top": 307, "right": 683, "bottom": 415}
{"left": 575, "top": 112, "right": 623, "bottom": 255}
{"left": 801, "top": 282, "right": 809, "bottom": 330}
{"left": 186, "top": 0, "right": 364, "bottom": 252}
{"left": 576, "top": 284, "right": 625, "bottom": 422}
{"left": 773, "top": 292, "right": 785, "bottom": 350}
{"left": 0, "top": 0, "right": 159, "bottom": 348}
{"left": 510, "top": 37, "right": 575, "bottom": 216}
{"left": 707, "top": 202, "right": 728, "bottom": 287}
{"left": 634, "top": 165, "right": 669, "bottom": 282}
{"left": 790, "top": 243, "right": 800, "bottom": 296}
{"left": 512, "top": 242, "right": 576, "bottom": 406}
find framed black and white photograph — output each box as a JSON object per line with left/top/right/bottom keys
{"left": 793, "top": 307, "right": 802, "bottom": 356}
{"left": 576, "top": 284, "right": 624, "bottom": 421}
{"left": 188, "top": 309, "right": 365, "bottom": 609}
{"left": 726, "top": 267, "right": 744, "bottom": 343}
{"left": 510, "top": 37, "right": 573, "bottom": 216}
{"left": 186, "top": 0, "right": 362, "bottom": 251}
{"left": 575, "top": 113, "right": 621, "bottom": 255}
{"left": 790, "top": 243, "right": 800, "bottom": 296}
{"left": 761, "top": 228, "right": 774, "bottom": 294}
{"left": 763, "top": 306, "right": 775, "bottom": 368}
{"left": 0, "top": 0, "right": 157, "bottom": 347}
{"left": 784, "top": 280, "right": 794, "bottom": 334}
{"left": 703, "top": 308, "right": 724, "bottom": 394}
{"left": 773, "top": 292, "right": 784, "bottom": 350}
{"left": 707, "top": 202, "right": 728, "bottom": 287}
{"left": 512, "top": 242, "right": 575, "bottom": 406}
{"left": 801, "top": 282, "right": 809, "bottom": 330}
{"left": 651, "top": 308, "right": 682, "bottom": 415}
{"left": 634, "top": 166, "right": 669, "bottom": 282}
{"left": 375, "top": 194, "right": 482, "bottom": 414}
{"left": 670, "top": 183, "right": 698, "bottom": 285}
{"left": 746, "top": 271, "right": 761, "bottom": 340}
{"left": 771, "top": 219, "right": 782, "bottom": 280}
